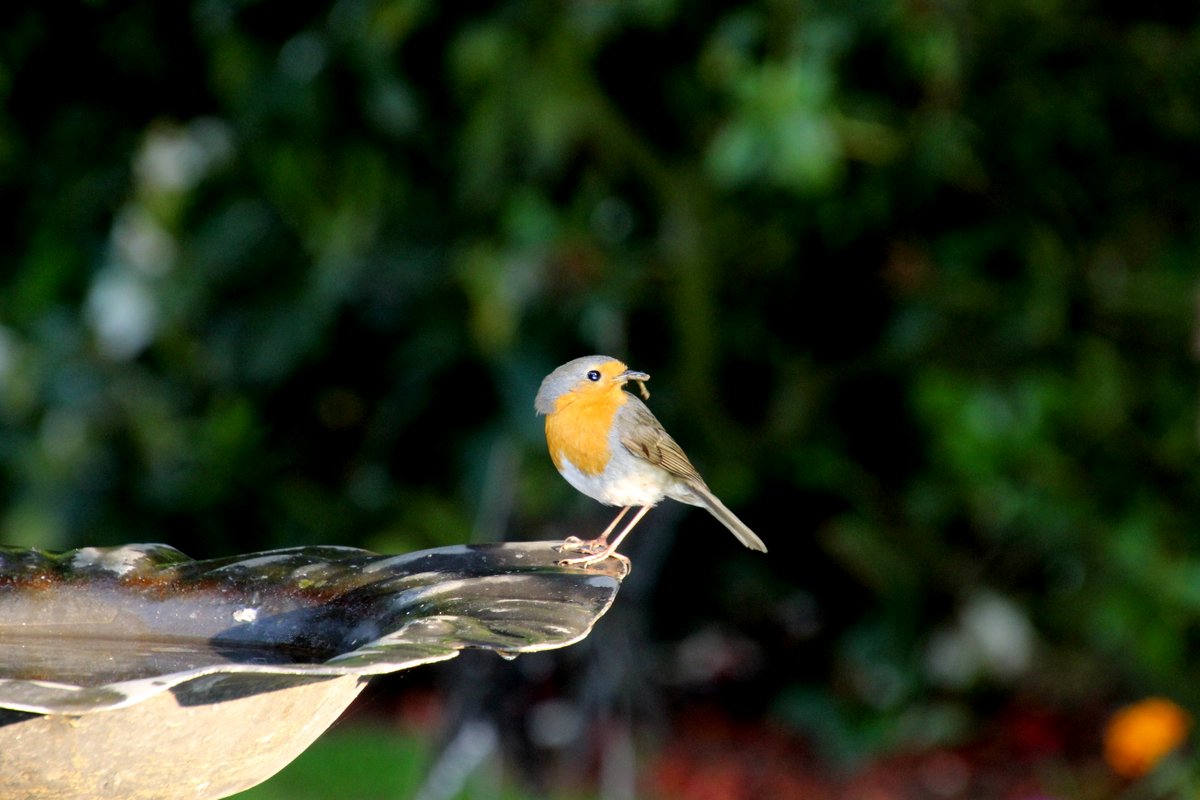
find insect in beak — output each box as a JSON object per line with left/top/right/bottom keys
{"left": 617, "top": 369, "right": 651, "bottom": 400}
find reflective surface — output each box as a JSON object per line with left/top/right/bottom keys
{"left": 0, "top": 541, "right": 626, "bottom": 715}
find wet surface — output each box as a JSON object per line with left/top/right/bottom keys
{"left": 0, "top": 542, "right": 626, "bottom": 714}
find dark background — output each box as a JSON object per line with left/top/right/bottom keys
{"left": 2, "top": 1, "right": 1199, "bottom": 796}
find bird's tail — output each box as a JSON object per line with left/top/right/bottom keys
{"left": 691, "top": 483, "right": 767, "bottom": 552}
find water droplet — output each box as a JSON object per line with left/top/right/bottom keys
{"left": 496, "top": 650, "right": 520, "bottom": 661}
{"left": 232, "top": 607, "right": 258, "bottom": 623}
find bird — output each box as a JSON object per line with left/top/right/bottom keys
{"left": 535, "top": 355, "right": 767, "bottom": 565}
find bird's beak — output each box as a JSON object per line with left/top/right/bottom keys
{"left": 616, "top": 369, "right": 650, "bottom": 384}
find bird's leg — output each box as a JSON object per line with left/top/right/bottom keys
{"left": 559, "top": 505, "right": 652, "bottom": 566}
{"left": 559, "top": 506, "right": 631, "bottom": 554}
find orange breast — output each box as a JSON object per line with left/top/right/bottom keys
{"left": 545, "top": 392, "right": 625, "bottom": 476}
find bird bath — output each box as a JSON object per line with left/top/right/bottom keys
{"left": 0, "top": 541, "right": 626, "bottom": 800}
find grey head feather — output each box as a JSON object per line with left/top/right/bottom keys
{"left": 534, "top": 355, "right": 618, "bottom": 415}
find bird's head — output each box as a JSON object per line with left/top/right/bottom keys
{"left": 535, "top": 355, "right": 650, "bottom": 415}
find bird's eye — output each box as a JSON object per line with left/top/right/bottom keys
{"left": 586, "top": 370, "right": 601, "bottom": 382}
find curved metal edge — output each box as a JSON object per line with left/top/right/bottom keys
{"left": 0, "top": 542, "right": 627, "bottom": 715}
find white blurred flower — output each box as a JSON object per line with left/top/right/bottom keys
{"left": 925, "top": 591, "right": 1035, "bottom": 689}
{"left": 134, "top": 118, "right": 233, "bottom": 195}
{"left": 85, "top": 269, "right": 158, "bottom": 361}
{"left": 961, "top": 591, "right": 1035, "bottom": 680}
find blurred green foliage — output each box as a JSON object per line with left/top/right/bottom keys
{"left": 2, "top": 0, "right": 1200, "bottom": 768}
{"left": 233, "top": 725, "right": 444, "bottom": 800}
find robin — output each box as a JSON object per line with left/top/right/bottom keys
{"left": 535, "top": 355, "right": 767, "bottom": 565}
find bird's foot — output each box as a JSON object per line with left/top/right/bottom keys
{"left": 557, "top": 547, "right": 631, "bottom": 570}
{"left": 556, "top": 535, "right": 586, "bottom": 552}
{"left": 556, "top": 535, "right": 609, "bottom": 556}
{"left": 556, "top": 536, "right": 629, "bottom": 568}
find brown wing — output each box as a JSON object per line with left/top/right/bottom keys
{"left": 618, "top": 396, "right": 767, "bottom": 552}
{"left": 616, "top": 397, "right": 709, "bottom": 490}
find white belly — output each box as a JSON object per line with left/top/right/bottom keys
{"left": 556, "top": 447, "right": 673, "bottom": 507}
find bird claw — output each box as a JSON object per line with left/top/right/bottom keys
{"left": 555, "top": 535, "right": 633, "bottom": 569}
{"left": 556, "top": 536, "right": 608, "bottom": 556}
{"left": 556, "top": 548, "right": 632, "bottom": 570}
